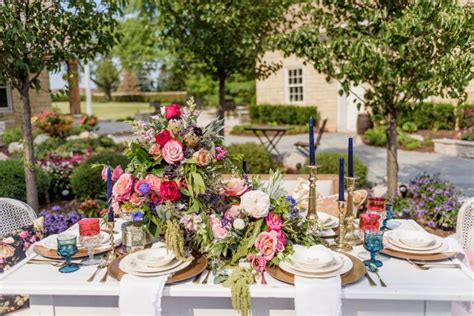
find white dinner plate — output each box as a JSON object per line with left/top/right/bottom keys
{"left": 385, "top": 239, "right": 448, "bottom": 255}
{"left": 322, "top": 217, "right": 339, "bottom": 229}
{"left": 288, "top": 253, "right": 344, "bottom": 274}
{"left": 120, "top": 253, "right": 184, "bottom": 273}
{"left": 279, "top": 253, "right": 353, "bottom": 278}
{"left": 120, "top": 255, "right": 192, "bottom": 277}
{"left": 388, "top": 233, "right": 442, "bottom": 251}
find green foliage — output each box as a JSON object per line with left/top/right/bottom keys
{"left": 70, "top": 153, "right": 130, "bottom": 199}
{"left": 222, "top": 268, "right": 253, "bottom": 316}
{"left": 231, "top": 124, "right": 309, "bottom": 136}
{"left": 226, "top": 143, "right": 280, "bottom": 174}
{"left": 457, "top": 103, "right": 474, "bottom": 129}
{"left": 35, "top": 136, "right": 120, "bottom": 159}
{"left": 401, "top": 122, "right": 418, "bottom": 133}
{"left": 92, "top": 58, "right": 120, "bottom": 101}
{"left": 398, "top": 103, "right": 455, "bottom": 130}
{"left": 90, "top": 91, "right": 187, "bottom": 103}
{"left": 0, "top": 159, "right": 49, "bottom": 202}
{"left": 1, "top": 127, "right": 22, "bottom": 145}
{"left": 397, "top": 133, "right": 422, "bottom": 150}
{"left": 461, "top": 129, "right": 474, "bottom": 141}
{"left": 364, "top": 126, "right": 387, "bottom": 147}
{"left": 249, "top": 104, "right": 318, "bottom": 125}
{"left": 300, "top": 152, "right": 368, "bottom": 187}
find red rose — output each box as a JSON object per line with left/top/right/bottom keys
{"left": 155, "top": 130, "right": 172, "bottom": 146}
{"left": 165, "top": 104, "right": 182, "bottom": 120}
{"left": 160, "top": 180, "right": 181, "bottom": 202}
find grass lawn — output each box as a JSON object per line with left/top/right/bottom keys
{"left": 52, "top": 101, "right": 152, "bottom": 120}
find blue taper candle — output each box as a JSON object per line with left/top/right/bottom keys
{"left": 107, "top": 165, "right": 114, "bottom": 222}
{"left": 338, "top": 158, "right": 345, "bottom": 201}
{"left": 242, "top": 160, "right": 247, "bottom": 174}
{"left": 348, "top": 137, "right": 354, "bottom": 177}
{"left": 309, "top": 116, "right": 315, "bottom": 165}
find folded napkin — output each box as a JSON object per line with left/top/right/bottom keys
{"left": 444, "top": 237, "right": 473, "bottom": 279}
{"left": 119, "top": 274, "right": 169, "bottom": 316}
{"left": 295, "top": 276, "right": 342, "bottom": 316}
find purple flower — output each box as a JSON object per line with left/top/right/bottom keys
{"left": 138, "top": 182, "right": 150, "bottom": 195}
{"left": 427, "top": 220, "right": 436, "bottom": 228}
{"left": 132, "top": 211, "right": 144, "bottom": 221}
{"left": 214, "top": 147, "right": 227, "bottom": 160}
{"left": 52, "top": 205, "right": 60, "bottom": 212}
{"left": 286, "top": 196, "right": 297, "bottom": 207}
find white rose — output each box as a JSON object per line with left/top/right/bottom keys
{"left": 240, "top": 190, "right": 270, "bottom": 218}
{"left": 233, "top": 218, "right": 246, "bottom": 230}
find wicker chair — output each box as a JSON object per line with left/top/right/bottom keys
{"left": 456, "top": 198, "right": 474, "bottom": 251}
{"left": 0, "top": 198, "right": 37, "bottom": 238}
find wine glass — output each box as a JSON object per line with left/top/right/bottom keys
{"left": 367, "top": 197, "right": 386, "bottom": 227}
{"left": 57, "top": 234, "right": 80, "bottom": 273}
{"left": 363, "top": 231, "right": 384, "bottom": 268}
{"left": 78, "top": 218, "right": 101, "bottom": 265}
{"left": 358, "top": 213, "right": 380, "bottom": 240}
{"left": 381, "top": 203, "right": 393, "bottom": 230}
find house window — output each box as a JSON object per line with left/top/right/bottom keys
{"left": 288, "top": 68, "right": 303, "bottom": 103}
{"left": 0, "top": 80, "right": 13, "bottom": 113}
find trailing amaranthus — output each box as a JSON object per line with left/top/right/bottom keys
{"left": 165, "top": 219, "right": 190, "bottom": 261}
{"left": 223, "top": 267, "right": 254, "bottom": 316}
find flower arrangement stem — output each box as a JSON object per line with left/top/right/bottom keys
{"left": 165, "top": 219, "right": 190, "bottom": 261}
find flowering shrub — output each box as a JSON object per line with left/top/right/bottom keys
{"left": 78, "top": 199, "right": 106, "bottom": 218}
{"left": 39, "top": 205, "right": 85, "bottom": 236}
{"left": 32, "top": 111, "right": 73, "bottom": 137}
{"left": 79, "top": 114, "right": 98, "bottom": 132}
{"left": 392, "top": 173, "right": 462, "bottom": 230}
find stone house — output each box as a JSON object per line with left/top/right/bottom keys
{"left": 0, "top": 72, "right": 51, "bottom": 131}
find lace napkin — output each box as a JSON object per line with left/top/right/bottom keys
{"left": 294, "top": 276, "right": 342, "bottom": 316}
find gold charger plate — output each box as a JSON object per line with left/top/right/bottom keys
{"left": 266, "top": 253, "right": 365, "bottom": 286}
{"left": 381, "top": 248, "right": 459, "bottom": 261}
{"left": 33, "top": 244, "right": 113, "bottom": 260}
{"left": 108, "top": 254, "right": 208, "bottom": 284}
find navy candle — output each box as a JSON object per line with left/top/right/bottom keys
{"left": 348, "top": 137, "right": 354, "bottom": 177}
{"left": 309, "top": 116, "right": 315, "bottom": 165}
{"left": 338, "top": 158, "right": 345, "bottom": 201}
{"left": 242, "top": 160, "right": 247, "bottom": 174}
{"left": 107, "top": 165, "right": 114, "bottom": 222}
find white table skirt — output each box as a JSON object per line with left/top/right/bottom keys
{"left": 1, "top": 220, "right": 472, "bottom": 316}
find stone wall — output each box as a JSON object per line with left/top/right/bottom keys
{"left": 433, "top": 138, "right": 474, "bottom": 159}
{"left": 256, "top": 51, "right": 339, "bottom": 131}
{"left": 0, "top": 72, "right": 51, "bottom": 129}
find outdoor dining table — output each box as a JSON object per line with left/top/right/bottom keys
{"left": 1, "top": 219, "right": 472, "bottom": 316}
{"left": 243, "top": 126, "right": 289, "bottom": 156}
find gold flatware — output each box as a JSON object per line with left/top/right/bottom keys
{"left": 201, "top": 269, "right": 210, "bottom": 284}
{"left": 364, "top": 271, "right": 377, "bottom": 287}
{"left": 100, "top": 269, "right": 109, "bottom": 283}
{"left": 368, "top": 264, "right": 387, "bottom": 287}
{"left": 192, "top": 271, "right": 204, "bottom": 284}
{"left": 87, "top": 256, "right": 108, "bottom": 282}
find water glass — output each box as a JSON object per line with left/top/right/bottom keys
{"left": 381, "top": 203, "right": 393, "bottom": 230}
{"left": 79, "top": 218, "right": 101, "bottom": 265}
{"left": 363, "top": 231, "right": 384, "bottom": 268}
{"left": 57, "top": 234, "right": 80, "bottom": 273}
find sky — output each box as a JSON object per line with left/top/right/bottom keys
{"left": 49, "top": 69, "right": 97, "bottom": 91}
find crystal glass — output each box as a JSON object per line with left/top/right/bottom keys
{"left": 363, "top": 231, "right": 384, "bottom": 268}
{"left": 367, "top": 197, "right": 386, "bottom": 227}
{"left": 358, "top": 213, "right": 380, "bottom": 239}
{"left": 78, "top": 218, "right": 101, "bottom": 265}
{"left": 381, "top": 203, "right": 393, "bottom": 230}
{"left": 122, "top": 220, "right": 145, "bottom": 254}
{"left": 57, "top": 234, "right": 80, "bottom": 273}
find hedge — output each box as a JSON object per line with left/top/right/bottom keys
{"left": 226, "top": 142, "right": 281, "bottom": 174}
{"left": 249, "top": 104, "right": 318, "bottom": 125}
{"left": 397, "top": 102, "right": 455, "bottom": 130}
{"left": 52, "top": 91, "right": 188, "bottom": 104}
{"left": 457, "top": 103, "right": 474, "bottom": 129}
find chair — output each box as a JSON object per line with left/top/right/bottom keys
{"left": 456, "top": 198, "right": 474, "bottom": 251}
{"left": 0, "top": 198, "right": 37, "bottom": 238}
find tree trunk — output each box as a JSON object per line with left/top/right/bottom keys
{"left": 217, "top": 72, "right": 226, "bottom": 136}
{"left": 20, "top": 77, "right": 39, "bottom": 211}
{"left": 104, "top": 84, "right": 112, "bottom": 101}
{"left": 67, "top": 59, "right": 81, "bottom": 114}
{"left": 385, "top": 109, "right": 398, "bottom": 198}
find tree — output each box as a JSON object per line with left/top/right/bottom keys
{"left": 0, "top": 0, "right": 122, "bottom": 210}
{"left": 279, "top": 1, "right": 474, "bottom": 196}
{"left": 156, "top": 0, "right": 293, "bottom": 132}
{"left": 67, "top": 59, "right": 81, "bottom": 114}
{"left": 92, "top": 58, "right": 120, "bottom": 101}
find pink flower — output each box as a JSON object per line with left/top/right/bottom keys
{"left": 129, "top": 193, "right": 145, "bottom": 206}
{"left": 145, "top": 174, "right": 162, "bottom": 193}
{"left": 162, "top": 139, "right": 184, "bottom": 164}
{"left": 209, "top": 214, "right": 220, "bottom": 227}
{"left": 247, "top": 254, "right": 267, "bottom": 272}
{"left": 112, "top": 173, "right": 134, "bottom": 202}
{"left": 214, "top": 147, "right": 227, "bottom": 160}
{"left": 149, "top": 144, "right": 162, "bottom": 158}
{"left": 222, "top": 177, "right": 247, "bottom": 197}
{"left": 272, "top": 229, "right": 286, "bottom": 252}
{"left": 224, "top": 204, "right": 241, "bottom": 220}
{"left": 255, "top": 230, "right": 278, "bottom": 260}
{"left": 164, "top": 103, "right": 182, "bottom": 120}
{"left": 212, "top": 224, "right": 229, "bottom": 240}
{"left": 101, "top": 166, "right": 108, "bottom": 182}
{"left": 19, "top": 230, "right": 29, "bottom": 239}
{"left": 265, "top": 212, "right": 283, "bottom": 231}
{"left": 112, "top": 166, "right": 123, "bottom": 181}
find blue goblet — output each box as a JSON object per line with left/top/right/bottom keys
{"left": 381, "top": 203, "right": 393, "bottom": 230}
{"left": 363, "top": 231, "right": 384, "bottom": 268}
{"left": 57, "top": 234, "right": 80, "bottom": 273}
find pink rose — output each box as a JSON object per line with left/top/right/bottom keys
{"left": 162, "top": 139, "right": 184, "bottom": 164}
{"left": 112, "top": 173, "right": 134, "bottom": 202}
{"left": 265, "top": 212, "right": 283, "bottom": 231}
{"left": 212, "top": 224, "right": 229, "bottom": 240}
{"left": 222, "top": 177, "right": 247, "bottom": 197}
{"left": 255, "top": 230, "right": 278, "bottom": 260}
{"left": 112, "top": 166, "right": 123, "bottom": 181}
{"left": 272, "top": 229, "right": 286, "bottom": 252}
{"left": 149, "top": 144, "right": 162, "bottom": 158}
{"left": 129, "top": 193, "right": 145, "bottom": 206}
{"left": 209, "top": 214, "right": 220, "bottom": 227}
{"left": 145, "top": 174, "right": 162, "bottom": 193}
{"left": 19, "top": 230, "right": 29, "bottom": 239}
{"left": 224, "top": 204, "right": 241, "bottom": 220}
{"left": 193, "top": 148, "right": 212, "bottom": 166}
{"left": 247, "top": 254, "right": 267, "bottom": 272}
{"left": 165, "top": 103, "right": 182, "bottom": 120}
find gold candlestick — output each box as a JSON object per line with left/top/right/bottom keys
{"left": 106, "top": 221, "right": 119, "bottom": 261}
{"left": 344, "top": 176, "right": 360, "bottom": 245}
{"left": 307, "top": 165, "right": 319, "bottom": 222}
{"left": 331, "top": 200, "right": 352, "bottom": 252}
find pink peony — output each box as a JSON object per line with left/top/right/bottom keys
{"left": 247, "top": 254, "right": 267, "bottom": 272}
{"left": 112, "top": 173, "right": 134, "bottom": 202}
{"left": 149, "top": 144, "right": 162, "bottom": 158}
{"left": 164, "top": 103, "right": 182, "bottom": 120}
{"left": 145, "top": 174, "right": 162, "bottom": 193}
{"left": 222, "top": 177, "right": 247, "bottom": 197}
{"left": 265, "top": 212, "right": 283, "bottom": 231}
{"left": 254, "top": 230, "right": 278, "bottom": 260}
{"left": 112, "top": 166, "right": 123, "bottom": 181}
{"left": 162, "top": 139, "right": 184, "bottom": 164}
{"left": 19, "top": 230, "right": 29, "bottom": 239}
{"left": 129, "top": 193, "right": 145, "bottom": 206}
{"left": 224, "top": 204, "right": 241, "bottom": 220}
